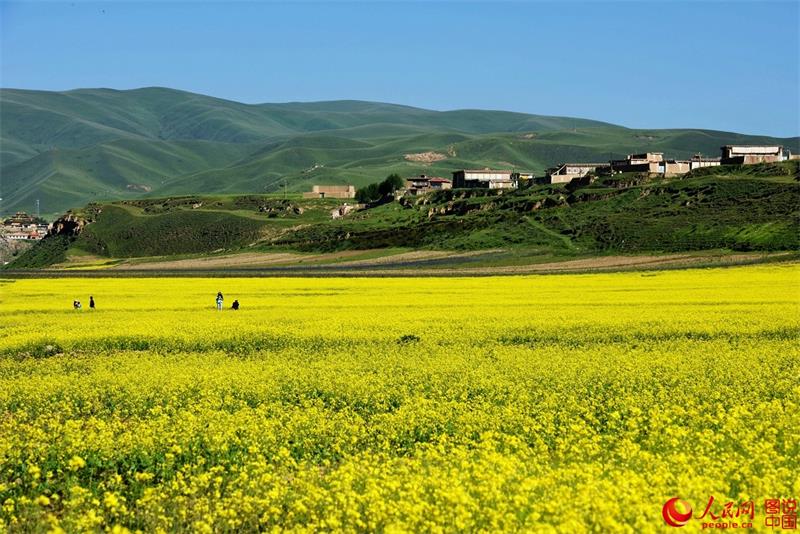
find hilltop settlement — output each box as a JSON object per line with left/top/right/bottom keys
{"left": 2, "top": 140, "right": 798, "bottom": 270}
{"left": 303, "top": 144, "right": 796, "bottom": 202}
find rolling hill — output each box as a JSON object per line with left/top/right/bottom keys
{"left": 6, "top": 161, "right": 799, "bottom": 271}
{"left": 1, "top": 87, "right": 798, "bottom": 217}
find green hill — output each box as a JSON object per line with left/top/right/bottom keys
{"left": 7, "top": 161, "right": 798, "bottom": 270}
{"left": 2, "top": 87, "right": 798, "bottom": 217}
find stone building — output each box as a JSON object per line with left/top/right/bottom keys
{"left": 610, "top": 153, "right": 664, "bottom": 174}
{"left": 451, "top": 169, "right": 517, "bottom": 189}
{"left": 302, "top": 185, "right": 356, "bottom": 199}
{"left": 720, "top": 146, "right": 784, "bottom": 165}
{"left": 689, "top": 155, "right": 721, "bottom": 171}
{"left": 545, "top": 163, "right": 610, "bottom": 184}
{"left": 405, "top": 175, "right": 452, "bottom": 195}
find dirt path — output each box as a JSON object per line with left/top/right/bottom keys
{"left": 21, "top": 250, "right": 793, "bottom": 277}
{"left": 113, "top": 252, "right": 314, "bottom": 270}
{"left": 331, "top": 249, "right": 500, "bottom": 267}
{"left": 369, "top": 252, "right": 792, "bottom": 276}
{"left": 110, "top": 249, "right": 500, "bottom": 270}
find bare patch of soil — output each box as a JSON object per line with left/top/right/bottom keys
{"left": 370, "top": 252, "right": 791, "bottom": 276}
{"left": 404, "top": 152, "right": 448, "bottom": 164}
{"left": 114, "top": 253, "right": 311, "bottom": 270}
{"left": 332, "top": 249, "right": 498, "bottom": 267}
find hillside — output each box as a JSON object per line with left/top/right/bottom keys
{"left": 7, "top": 161, "right": 798, "bottom": 271}
{"left": 2, "top": 87, "right": 798, "bottom": 217}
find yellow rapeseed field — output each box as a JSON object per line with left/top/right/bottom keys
{"left": 0, "top": 263, "right": 798, "bottom": 533}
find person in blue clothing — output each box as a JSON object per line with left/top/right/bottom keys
{"left": 215, "top": 291, "right": 224, "bottom": 311}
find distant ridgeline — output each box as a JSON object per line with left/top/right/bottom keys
{"left": 1, "top": 87, "right": 798, "bottom": 217}
{"left": 5, "top": 160, "right": 798, "bottom": 269}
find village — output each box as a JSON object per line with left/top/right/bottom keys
{"left": 302, "top": 144, "right": 797, "bottom": 213}
{"left": 0, "top": 211, "right": 50, "bottom": 241}
{"left": 1, "top": 144, "right": 795, "bottom": 232}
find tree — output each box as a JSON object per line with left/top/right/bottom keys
{"left": 378, "top": 174, "right": 405, "bottom": 197}
{"left": 355, "top": 183, "right": 381, "bottom": 203}
{"left": 357, "top": 174, "right": 406, "bottom": 204}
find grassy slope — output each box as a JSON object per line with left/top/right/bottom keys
{"left": 3, "top": 87, "right": 798, "bottom": 217}
{"left": 159, "top": 128, "right": 800, "bottom": 198}
{"left": 8, "top": 161, "right": 798, "bottom": 269}
{"left": 77, "top": 205, "right": 267, "bottom": 257}
{"left": 2, "top": 139, "right": 259, "bottom": 216}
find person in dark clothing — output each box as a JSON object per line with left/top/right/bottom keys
{"left": 231, "top": 299, "right": 240, "bottom": 310}
{"left": 89, "top": 296, "right": 95, "bottom": 309}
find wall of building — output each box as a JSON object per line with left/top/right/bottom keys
{"left": 304, "top": 185, "right": 356, "bottom": 199}
{"left": 723, "top": 146, "right": 782, "bottom": 157}
{"left": 464, "top": 171, "right": 511, "bottom": 181}
{"left": 664, "top": 161, "right": 691, "bottom": 177}
{"left": 453, "top": 171, "right": 514, "bottom": 188}
{"left": 548, "top": 174, "right": 578, "bottom": 184}
{"left": 722, "top": 155, "right": 783, "bottom": 165}
{"left": 563, "top": 166, "right": 594, "bottom": 176}
{"left": 690, "top": 160, "right": 721, "bottom": 170}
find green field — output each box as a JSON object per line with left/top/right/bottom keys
{"left": 6, "top": 160, "right": 798, "bottom": 270}
{"left": 2, "top": 87, "right": 798, "bottom": 216}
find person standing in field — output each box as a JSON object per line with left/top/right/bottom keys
{"left": 216, "top": 292, "right": 224, "bottom": 311}
{"left": 89, "top": 296, "right": 95, "bottom": 310}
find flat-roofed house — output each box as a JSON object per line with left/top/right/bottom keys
{"left": 545, "top": 163, "right": 610, "bottom": 184}
{"left": 302, "top": 185, "right": 356, "bottom": 199}
{"left": 610, "top": 152, "right": 664, "bottom": 174}
{"left": 662, "top": 160, "right": 692, "bottom": 177}
{"left": 689, "top": 155, "right": 721, "bottom": 171}
{"left": 405, "top": 175, "right": 452, "bottom": 195}
{"left": 720, "top": 145, "right": 784, "bottom": 165}
{"left": 451, "top": 169, "right": 517, "bottom": 189}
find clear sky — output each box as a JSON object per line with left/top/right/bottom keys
{"left": 1, "top": 1, "right": 798, "bottom": 137}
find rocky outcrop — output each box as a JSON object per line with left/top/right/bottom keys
{"left": 47, "top": 213, "right": 91, "bottom": 238}
{"left": 0, "top": 232, "right": 34, "bottom": 265}
{"left": 331, "top": 204, "right": 355, "bottom": 220}
{"left": 258, "top": 203, "right": 304, "bottom": 216}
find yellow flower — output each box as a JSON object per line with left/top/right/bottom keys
{"left": 68, "top": 455, "right": 86, "bottom": 471}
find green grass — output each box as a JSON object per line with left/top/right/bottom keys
{"left": 74, "top": 206, "right": 265, "bottom": 257}
{"left": 8, "top": 161, "right": 797, "bottom": 270}
{"left": 2, "top": 87, "right": 798, "bottom": 216}
{"left": 6, "top": 234, "right": 71, "bottom": 269}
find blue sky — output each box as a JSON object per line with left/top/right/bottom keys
{"left": 1, "top": 1, "right": 798, "bottom": 136}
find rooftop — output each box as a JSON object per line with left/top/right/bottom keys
{"left": 721, "top": 145, "right": 782, "bottom": 149}
{"left": 559, "top": 162, "right": 611, "bottom": 167}
{"left": 455, "top": 169, "right": 514, "bottom": 174}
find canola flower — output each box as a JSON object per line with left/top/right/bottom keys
{"left": 0, "top": 263, "right": 798, "bottom": 532}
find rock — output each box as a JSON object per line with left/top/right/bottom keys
{"left": 47, "top": 214, "right": 88, "bottom": 238}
